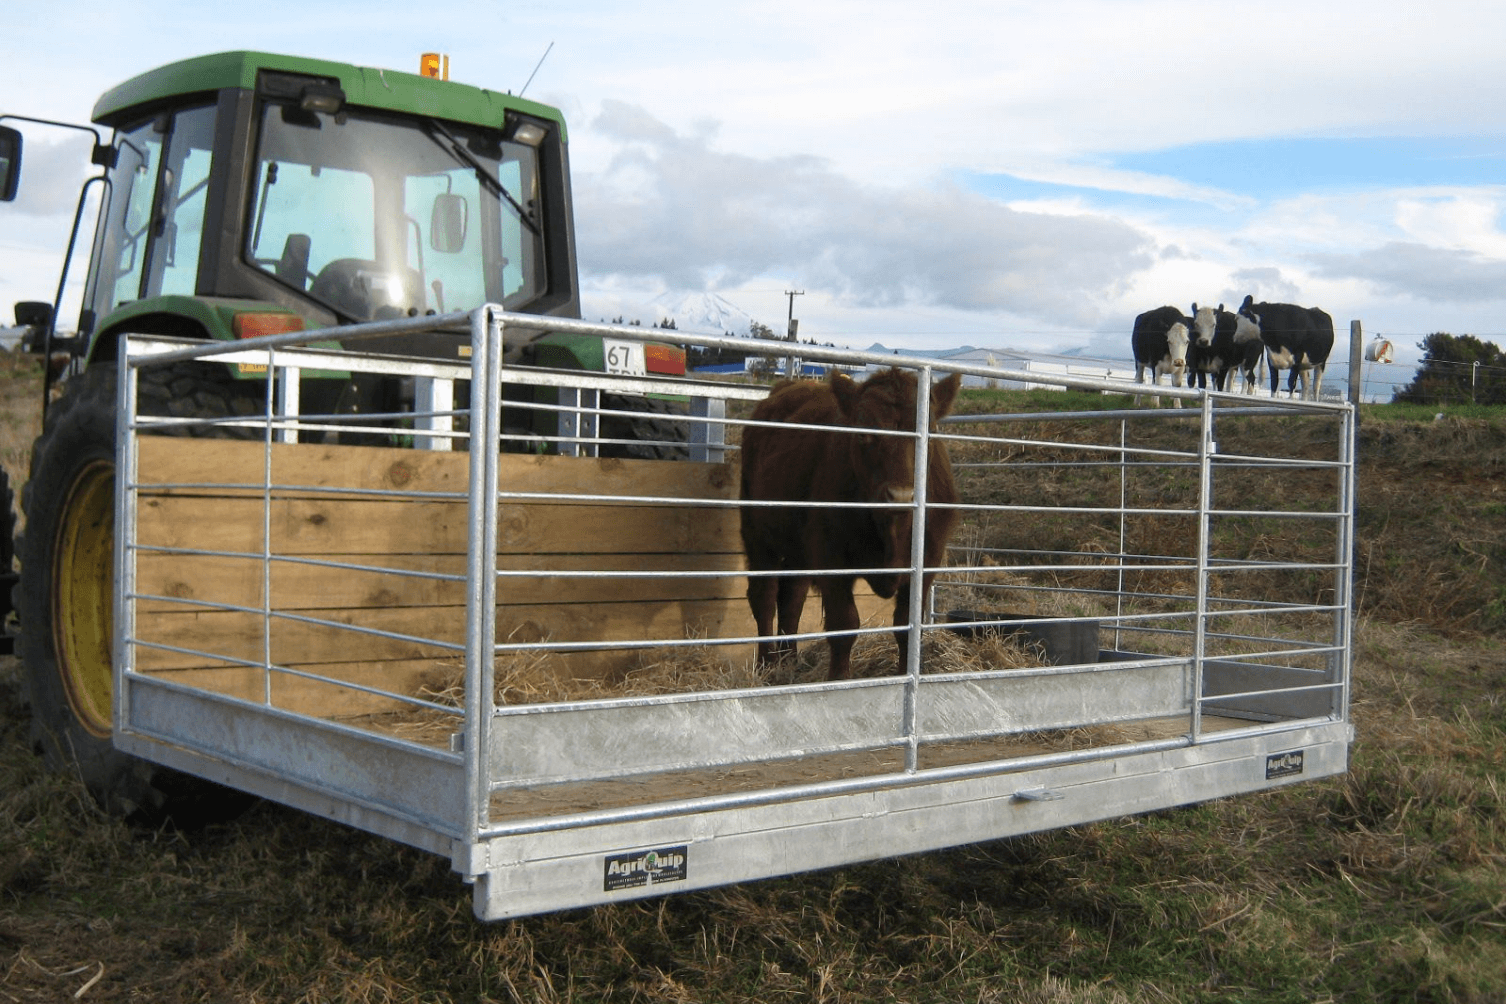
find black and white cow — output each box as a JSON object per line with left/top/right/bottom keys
{"left": 1236, "top": 296, "right": 1335, "bottom": 400}
{"left": 1131, "top": 305, "right": 1192, "bottom": 407}
{"left": 1188, "top": 303, "right": 1265, "bottom": 394}
{"left": 1187, "top": 303, "right": 1227, "bottom": 391}
{"left": 1228, "top": 310, "right": 1266, "bottom": 394}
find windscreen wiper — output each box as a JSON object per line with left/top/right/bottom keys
{"left": 424, "top": 118, "right": 540, "bottom": 236}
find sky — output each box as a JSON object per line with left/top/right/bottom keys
{"left": 4, "top": 0, "right": 1505, "bottom": 396}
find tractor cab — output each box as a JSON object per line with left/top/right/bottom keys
{"left": 244, "top": 85, "right": 547, "bottom": 324}
{"left": 5, "top": 51, "right": 582, "bottom": 366}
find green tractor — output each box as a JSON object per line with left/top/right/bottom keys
{"left": 0, "top": 51, "right": 687, "bottom": 822}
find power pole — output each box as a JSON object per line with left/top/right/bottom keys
{"left": 784, "top": 289, "right": 804, "bottom": 378}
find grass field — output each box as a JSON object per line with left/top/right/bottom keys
{"left": 2, "top": 353, "right": 1503, "bottom": 1003}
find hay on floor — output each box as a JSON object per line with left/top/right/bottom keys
{"left": 350, "top": 619, "right": 1051, "bottom": 746}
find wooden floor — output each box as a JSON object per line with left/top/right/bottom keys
{"left": 342, "top": 694, "right": 1253, "bottom": 825}
{"left": 482, "top": 715, "right": 1252, "bottom": 823}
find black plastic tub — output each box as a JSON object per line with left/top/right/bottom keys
{"left": 944, "top": 610, "right": 1101, "bottom": 666}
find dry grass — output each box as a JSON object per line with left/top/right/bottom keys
{"left": 0, "top": 352, "right": 42, "bottom": 529}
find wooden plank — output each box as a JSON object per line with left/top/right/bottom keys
{"left": 135, "top": 436, "right": 739, "bottom": 501}
{"left": 145, "top": 659, "right": 458, "bottom": 718}
{"left": 133, "top": 590, "right": 894, "bottom": 672}
{"left": 133, "top": 599, "right": 739, "bottom": 670}
{"left": 135, "top": 495, "right": 743, "bottom": 556}
{"left": 135, "top": 551, "right": 750, "bottom": 613}
{"left": 134, "top": 606, "right": 456, "bottom": 671}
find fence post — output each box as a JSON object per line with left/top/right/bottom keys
{"left": 1348, "top": 319, "right": 1364, "bottom": 405}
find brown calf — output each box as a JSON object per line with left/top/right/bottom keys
{"left": 739, "top": 367, "right": 962, "bottom": 680}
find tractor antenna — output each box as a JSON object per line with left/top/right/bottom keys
{"left": 519, "top": 42, "right": 554, "bottom": 97}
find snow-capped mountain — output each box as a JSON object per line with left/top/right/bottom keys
{"left": 580, "top": 288, "right": 764, "bottom": 336}
{"left": 649, "top": 290, "right": 760, "bottom": 336}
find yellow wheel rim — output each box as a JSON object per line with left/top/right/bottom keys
{"left": 53, "top": 460, "right": 115, "bottom": 738}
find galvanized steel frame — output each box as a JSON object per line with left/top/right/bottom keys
{"left": 111, "top": 305, "right": 1357, "bottom": 918}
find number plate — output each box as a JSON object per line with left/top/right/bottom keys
{"left": 603, "top": 339, "right": 647, "bottom": 376}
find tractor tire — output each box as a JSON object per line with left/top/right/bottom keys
{"left": 15, "top": 361, "right": 259, "bottom": 826}
{"left": 599, "top": 394, "right": 690, "bottom": 461}
{"left": 0, "top": 466, "right": 13, "bottom": 570}
{"left": 1, "top": 466, "right": 16, "bottom": 648}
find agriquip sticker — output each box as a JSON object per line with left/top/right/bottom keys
{"left": 1266, "top": 750, "right": 1305, "bottom": 780}
{"left": 604, "top": 846, "right": 688, "bottom": 892}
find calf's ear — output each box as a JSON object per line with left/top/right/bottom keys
{"left": 931, "top": 372, "right": 962, "bottom": 421}
{"left": 831, "top": 371, "right": 862, "bottom": 417}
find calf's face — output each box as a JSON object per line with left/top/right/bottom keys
{"left": 831, "top": 370, "right": 961, "bottom": 564}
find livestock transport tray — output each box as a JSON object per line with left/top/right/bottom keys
{"left": 114, "top": 308, "right": 1355, "bottom": 919}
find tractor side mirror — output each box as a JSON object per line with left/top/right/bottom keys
{"left": 15, "top": 300, "right": 51, "bottom": 328}
{"left": 430, "top": 192, "right": 468, "bottom": 254}
{"left": 0, "top": 126, "right": 22, "bottom": 202}
{"left": 14, "top": 301, "right": 52, "bottom": 353}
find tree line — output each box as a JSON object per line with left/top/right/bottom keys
{"left": 1393, "top": 333, "right": 1506, "bottom": 406}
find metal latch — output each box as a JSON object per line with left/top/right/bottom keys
{"left": 1012, "top": 787, "right": 1065, "bottom": 802}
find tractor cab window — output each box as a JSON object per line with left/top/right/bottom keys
{"left": 92, "top": 120, "right": 162, "bottom": 311}
{"left": 150, "top": 106, "right": 216, "bottom": 297}
{"left": 84, "top": 103, "right": 218, "bottom": 320}
{"left": 246, "top": 102, "right": 545, "bottom": 322}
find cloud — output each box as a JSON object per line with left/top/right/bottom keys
{"left": 1308, "top": 243, "right": 1506, "bottom": 303}
{"left": 3, "top": 136, "right": 95, "bottom": 219}
{"left": 573, "top": 102, "right": 1157, "bottom": 328}
{"left": 979, "top": 158, "right": 1255, "bottom": 211}
{"left": 1227, "top": 267, "right": 1302, "bottom": 306}
{"left": 549, "top": 1, "right": 1506, "bottom": 196}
